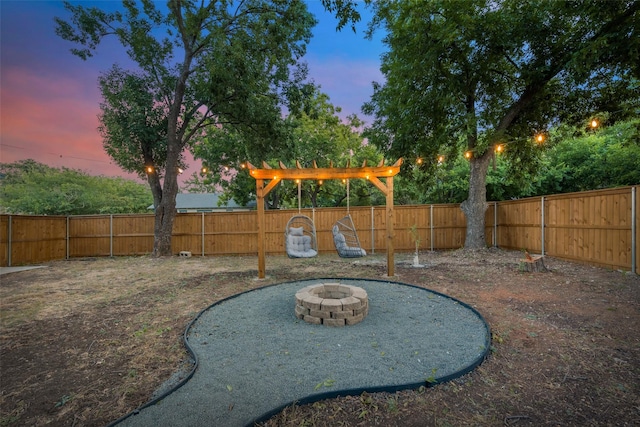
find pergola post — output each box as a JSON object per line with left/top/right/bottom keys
{"left": 256, "top": 179, "right": 266, "bottom": 278}
{"left": 386, "top": 176, "right": 394, "bottom": 277}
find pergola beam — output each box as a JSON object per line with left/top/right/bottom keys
{"left": 246, "top": 158, "right": 402, "bottom": 185}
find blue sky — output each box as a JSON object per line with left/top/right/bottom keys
{"left": 0, "top": 0, "right": 385, "bottom": 183}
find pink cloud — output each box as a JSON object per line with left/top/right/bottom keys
{"left": 0, "top": 65, "right": 200, "bottom": 186}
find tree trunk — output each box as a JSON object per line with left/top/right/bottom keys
{"left": 460, "top": 152, "right": 492, "bottom": 249}
{"left": 152, "top": 145, "right": 180, "bottom": 257}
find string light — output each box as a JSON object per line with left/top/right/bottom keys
{"left": 416, "top": 157, "right": 423, "bottom": 165}
{"left": 464, "top": 151, "right": 473, "bottom": 159}
{"left": 201, "top": 167, "right": 208, "bottom": 173}
{"left": 590, "top": 119, "right": 599, "bottom": 129}
{"left": 495, "top": 144, "right": 504, "bottom": 153}
{"left": 535, "top": 133, "right": 545, "bottom": 144}
{"left": 146, "top": 166, "right": 154, "bottom": 174}
{"left": 437, "top": 155, "right": 445, "bottom": 164}
{"left": 177, "top": 168, "right": 184, "bottom": 174}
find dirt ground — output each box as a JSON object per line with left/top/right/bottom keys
{"left": 0, "top": 249, "right": 638, "bottom": 427}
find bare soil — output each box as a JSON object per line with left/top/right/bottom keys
{"left": 0, "top": 249, "right": 638, "bottom": 426}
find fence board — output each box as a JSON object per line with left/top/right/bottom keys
{"left": 496, "top": 198, "right": 542, "bottom": 253}
{"left": 1, "top": 186, "right": 637, "bottom": 273}
{"left": 544, "top": 187, "right": 633, "bottom": 270}
{"left": 4, "top": 216, "right": 67, "bottom": 265}
{"left": 69, "top": 216, "right": 111, "bottom": 257}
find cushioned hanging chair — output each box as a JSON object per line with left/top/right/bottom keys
{"left": 285, "top": 215, "right": 318, "bottom": 258}
{"left": 332, "top": 214, "right": 367, "bottom": 258}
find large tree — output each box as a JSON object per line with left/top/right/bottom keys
{"left": 56, "top": 0, "right": 316, "bottom": 255}
{"left": 359, "top": 0, "right": 639, "bottom": 248}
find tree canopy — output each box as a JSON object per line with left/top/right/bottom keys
{"left": 0, "top": 160, "right": 152, "bottom": 215}
{"left": 188, "top": 89, "right": 383, "bottom": 209}
{"left": 56, "top": 0, "right": 317, "bottom": 255}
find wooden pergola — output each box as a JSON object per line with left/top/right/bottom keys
{"left": 246, "top": 158, "right": 403, "bottom": 278}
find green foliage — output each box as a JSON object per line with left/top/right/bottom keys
{"left": 98, "top": 66, "right": 170, "bottom": 180}
{"left": 0, "top": 160, "right": 152, "bottom": 215}
{"left": 364, "top": 0, "right": 639, "bottom": 163}
{"left": 412, "top": 118, "right": 640, "bottom": 202}
{"left": 534, "top": 118, "right": 640, "bottom": 195}
{"left": 188, "top": 89, "right": 383, "bottom": 208}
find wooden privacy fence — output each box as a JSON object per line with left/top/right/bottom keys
{"left": 1, "top": 186, "right": 638, "bottom": 274}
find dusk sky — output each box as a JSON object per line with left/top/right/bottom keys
{"left": 0, "top": 1, "right": 385, "bottom": 186}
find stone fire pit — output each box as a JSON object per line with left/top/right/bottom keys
{"left": 295, "top": 283, "right": 368, "bottom": 326}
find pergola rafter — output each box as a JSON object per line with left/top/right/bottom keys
{"left": 246, "top": 158, "right": 403, "bottom": 278}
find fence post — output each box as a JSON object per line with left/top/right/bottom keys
{"left": 7, "top": 215, "right": 12, "bottom": 267}
{"left": 67, "top": 216, "right": 70, "bottom": 260}
{"left": 109, "top": 215, "right": 113, "bottom": 257}
{"left": 202, "top": 212, "right": 205, "bottom": 257}
{"left": 493, "top": 202, "right": 498, "bottom": 248}
{"left": 430, "top": 205, "right": 434, "bottom": 252}
{"left": 371, "top": 206, "right": 375, "bottom": 254}
{"left": 541, "top": 196, "right": 545, "bottom": 256}
{"left": 632, "top": 186, "right": 637, "bottom": 275}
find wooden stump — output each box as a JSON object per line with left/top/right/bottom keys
{"left": 520, "top": 253, "right": 547, "bottom": 272}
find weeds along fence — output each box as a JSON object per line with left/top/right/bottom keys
{"left": 1, "top": 186, "right": 638, "bottom": 274}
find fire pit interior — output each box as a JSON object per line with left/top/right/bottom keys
{"left": 295, "top": 283, "right": 368, "bottom": 326}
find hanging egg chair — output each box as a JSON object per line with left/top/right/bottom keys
{"left": 332, "top": 214, "right": 367, "bottom": 258}
{"left": 285, "top": 215, "right": 318, "bottom": 258}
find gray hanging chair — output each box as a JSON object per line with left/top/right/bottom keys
{"left": 332, "top": 214, "right": 367, "bottom": 258}
{"left": 285, "top": 215, "right": 318, "bottom": 258}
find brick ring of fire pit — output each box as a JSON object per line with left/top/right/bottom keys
{"left": 295, "top": 283, "right": 368, "bottom": 327}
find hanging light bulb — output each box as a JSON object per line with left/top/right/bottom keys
{"left": 535, "top": 133, "right": 545, "bottom": 144}
{"left": 590, "top": 119, "right": 599, "bottom": 129}
{"left": 416, "top": 157, "right": 423, "bottom": 165}
{"left": 201, "top": 167, "right": 208, "bottom": 174}
{"left": 146, "top": 166, "right": 154, "bottom": 174}
{"left": 464, "top": 151, "right": 473, "bottom": 159}
{"left": 437, "top": 155, "right": 445, "bottom": 164}
{"left": 495, "top": 144, "right": 504, "bottom": 153}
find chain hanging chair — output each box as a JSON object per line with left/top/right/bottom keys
{"left": 284, "top": 180, "right": 318, "bottom": 258}
{"left": 332, "top": 179, "right": 366, "bottom": 258}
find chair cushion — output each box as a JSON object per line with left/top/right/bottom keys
{"left": 289, "top": 226, "right": 304, "bottom": 236}
{"left": 287, "top": 235, "right": 316, "bottom": 258}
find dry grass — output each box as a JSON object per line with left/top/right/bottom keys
{"left": 1, "top": 250, "right": 639, "bottom": 426}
